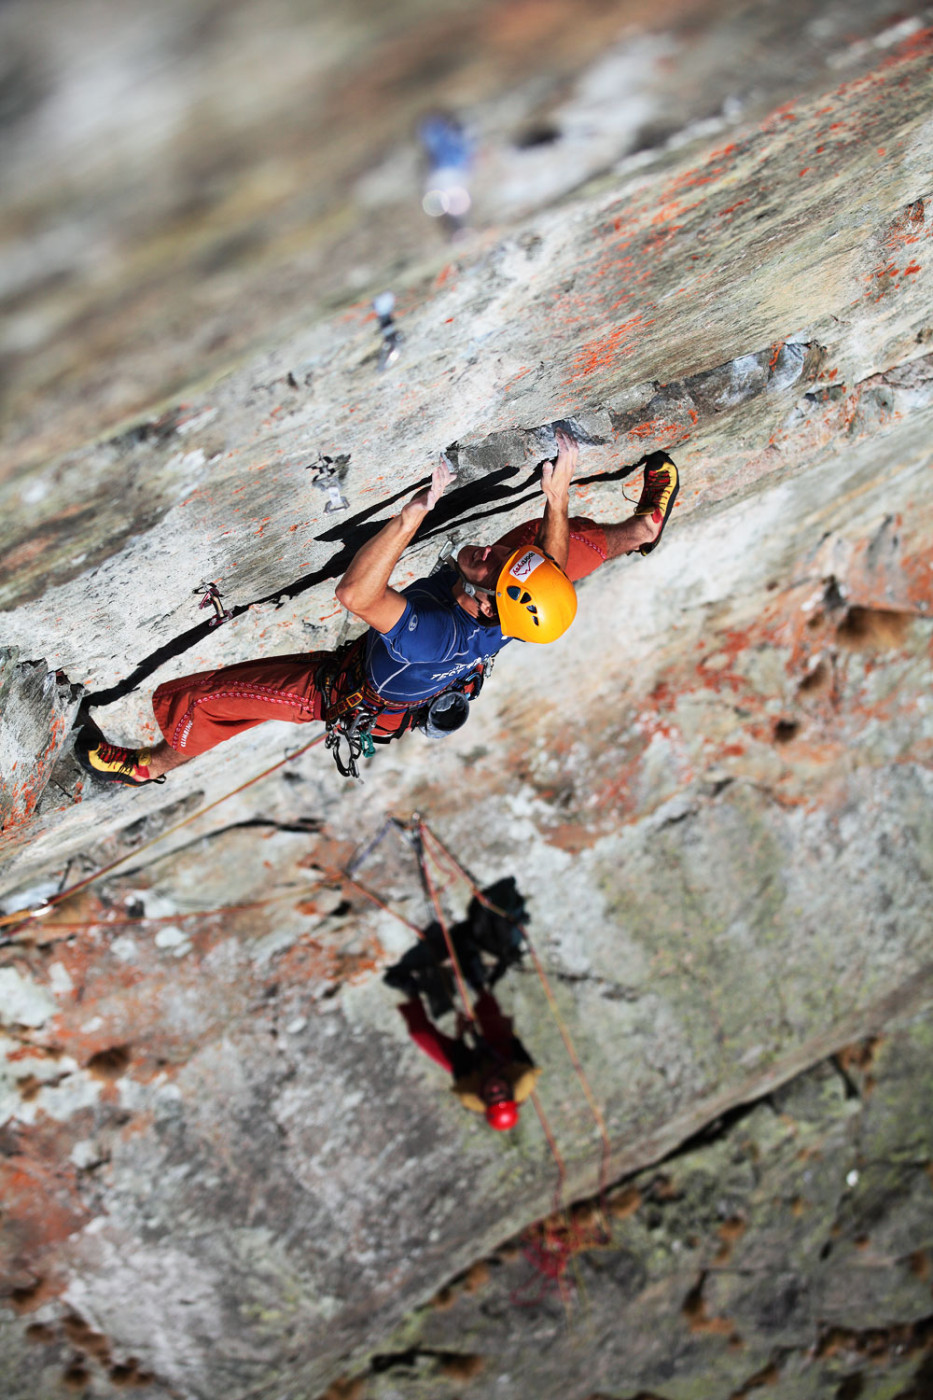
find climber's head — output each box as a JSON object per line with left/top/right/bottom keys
{"left": 494, "top": 546, "right": 576, "bottom": 643}
{"left": 456, "top": 542, "right": 512, "bottom": 622}
{"left": 481, "top": 1074, "right": 519, "bottom": 1132}
{"left": 456, "top": 543, "right": 577, "bottom": 643}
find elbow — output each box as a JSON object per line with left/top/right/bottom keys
{"left": 336, "top": 578, "right": 370, "bottom": 617}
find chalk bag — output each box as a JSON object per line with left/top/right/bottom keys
{"left": 421, "top": 690, "right": 470, "bottom": 740}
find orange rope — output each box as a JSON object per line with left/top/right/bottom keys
{"left": 419, "top": 822, "right": 613, "bottom": 1196}
{"left": 22, "top": 888, "right": 324, "bottom": 933}
{"left": 0, "top": 903, "right": 54, "bottom": 930}
{"left": 0, "top": 733, "right": 326, "bottom": 942}
{"left": 415, "top": 820, "right": 475, "bottom": 1022}
{"left": 327, "top": 869, "right": 426, "bottom": 939}
{"left": 530, "top": 1089, "right": 566, "bottom": 1213}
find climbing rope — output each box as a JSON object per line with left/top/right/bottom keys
{"left": 511, "top": 1199, "right": 611, "bottom": 1312}
{"left": 328, "top": 867, "right": 425, "bottom": 940}
{"left": 6, "top": 885, "right": 330, "bottom": 938}
{"left": 413, "top": 820, "right": 476, "bottom": 1023}
{"left": 0, "top": 733, "right": 326, "bottom": 944}
{"left": 530, "top": 1089, "right": 566, "bottom": 1211}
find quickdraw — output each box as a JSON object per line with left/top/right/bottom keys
{"left": 316, "top": 638, "right": 486, "bottom": 781}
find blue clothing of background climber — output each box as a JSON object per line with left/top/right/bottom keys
{"left": 75, "top": 432, "right": 679, "bottom": 785}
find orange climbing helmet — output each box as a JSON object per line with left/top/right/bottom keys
{"left": 495, "top": 546, "right": 577, "bottom": 644}
{"left": 485, "top": 1099, "right": 519, "bottom": 1131}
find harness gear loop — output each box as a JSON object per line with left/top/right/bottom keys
{"left": 316, "top": 637, "right": 486, "bottom": 780}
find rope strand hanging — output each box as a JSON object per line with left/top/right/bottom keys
{"left": 413, "top": 820, "right": 476, "bottom": 1024}
{"left": 0, "top": 733, "right": 326, "bottom": 944}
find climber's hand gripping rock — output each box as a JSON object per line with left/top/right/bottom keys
{"left": 335, "top": 454, "right": 456, "bottom": 633}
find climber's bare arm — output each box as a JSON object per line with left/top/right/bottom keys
{"left": 534, "top": 428, "right": 576, "bottom": 570}
{"left": 335, "top": 457, "right": 455, "bottom": 633}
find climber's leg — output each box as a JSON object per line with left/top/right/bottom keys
{"left": 603, "top": 454, "right": 679, "bottom": 559}
{"left": 491, "top": 455, "right": 679, "bottom": 578}
{"left": 77, "top": 652, "right": 327, "bottom": 786}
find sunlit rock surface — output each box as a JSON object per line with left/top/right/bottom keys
{"left": 1, "top": 2, "right": 932, "bottom": 1398}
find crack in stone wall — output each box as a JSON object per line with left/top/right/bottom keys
{"left": 323, "top": 1021, "right": 933, "bottom": 1400}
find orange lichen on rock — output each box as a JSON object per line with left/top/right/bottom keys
{"left": 0, "top": 1154, "right": 90, "bottom": 1303}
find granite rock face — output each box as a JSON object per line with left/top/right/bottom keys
{"left": 1, "top": 3, "right": 932, "bottom": 1399}
{"left": 343, "top": 1013, "right": 933, "bottom": 1400}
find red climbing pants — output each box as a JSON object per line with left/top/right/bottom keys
{"left": 152, "top": 652, "right": 326, "bottom": 757}
{"left": 497, "top": 516, "right": 607, "bottom": 581}
{"left": 151, "top": 517, "right": 607, "bottom": 756}
{"left": 398, "top": 990, "right": 518, "bottom": 1074}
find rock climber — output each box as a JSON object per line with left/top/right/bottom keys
{"left": 75, "top": 429, "right": 679, "bottom": 785}
{"left": 395, "top": 986, "right": 538, "bottom": 1132}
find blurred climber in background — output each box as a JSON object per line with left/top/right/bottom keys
{"left": 419, "top": 112, "right": 474, "bottom": 233}
{"left": 394, "top": 985, "right": 538, "bottom": 1132}
{"left": 75, "top": 429, "right": 679, "bottom": 785}
{"left": 384, "top": 876, "right": 528, "bottom": 1016}
{"left": 384, "top": 877, "right": 535, "bottom": 1131}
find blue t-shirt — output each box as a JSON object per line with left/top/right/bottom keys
{"left": 364, "top": 569, "right": 510, "bottom": 705}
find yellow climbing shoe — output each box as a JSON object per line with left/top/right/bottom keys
{"left": 75, "top": 729, "right": 164, "bottom": 786}
{"left": 635, "top": 454, "right": 679, "bottom": 555}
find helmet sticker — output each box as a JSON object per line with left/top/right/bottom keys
{"left": 508, "top": 549, "right": 544, "bottom": 582}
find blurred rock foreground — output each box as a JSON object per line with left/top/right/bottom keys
{"left": 1, "top": 1, "right": 932, "bottom": 1398}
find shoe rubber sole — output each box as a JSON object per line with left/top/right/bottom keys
{"left": 74, "top": 727, "right": 162, "bottom": 787}
{"left": 638, "top": 457, "right": 679, "bottom": 556}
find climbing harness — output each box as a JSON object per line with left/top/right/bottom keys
{"left": 316, "top": 638, "right": 486, "bottom": 781}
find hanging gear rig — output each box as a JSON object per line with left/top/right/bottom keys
{"left": 316, "top": 637, "right": 488, "bottom": 780}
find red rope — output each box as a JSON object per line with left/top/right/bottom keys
{"left": 531, "top": 1089, "right": 566, "bottom": 1214}
{"left": 415, "top": 820, "right": 475, "bottom": 1022}
{"left": 329, "top": 869, "right": 426, "bottom": 939}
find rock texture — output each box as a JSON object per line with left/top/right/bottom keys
{"left": 1, "top": 2, "right": 932, "bottom": 1398}
{"left": 338, "top": 1014, "right": 933, "bottom": 1400}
